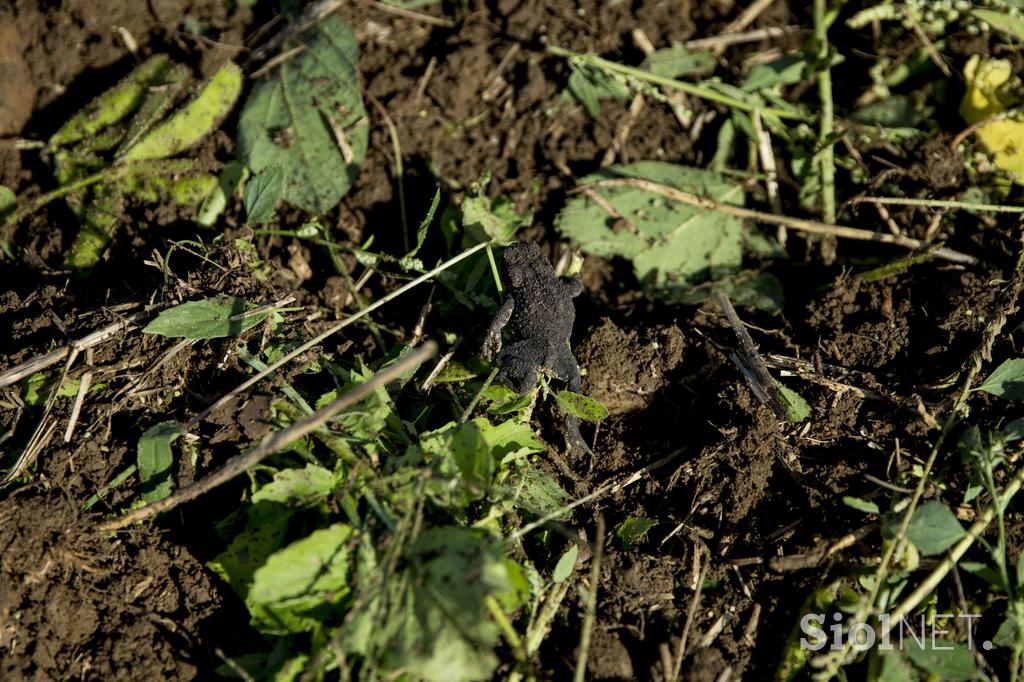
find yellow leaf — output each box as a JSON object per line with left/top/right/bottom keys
{"left": 959, "top": 55, "right": 1024, "bottom": 181}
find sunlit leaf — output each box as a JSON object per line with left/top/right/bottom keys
{"left": 123, "top": 61, "right": 243, "bottom": 162}
{"left": 238, "top": 15, "right": 367, "bottom": 213}
{"left": 975, "top": 358, "right": 1024, "bottom": 400}
{"left": 143, "top": 297, "right": 269, "bottom": 339}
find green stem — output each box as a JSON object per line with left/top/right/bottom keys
{"left": 5, "top": 159, "right": 192, "bottom": 225}
{"left": 853, "top": 196, "right": 1024, "bottom": 213}
{"left": 814, "top": 0, "right": 836, "bottom": 226}
{"left": 546, "top": 46, "right": 808, "bottom": 122}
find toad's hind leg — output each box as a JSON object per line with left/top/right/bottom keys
{"left": 550, "top": 348, "right": 582, "bottom": 393}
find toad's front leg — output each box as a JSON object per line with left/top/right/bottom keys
{"left": 483, "top": 295, "right": 515, "bottom": 360}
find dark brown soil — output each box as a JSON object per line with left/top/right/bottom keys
{"left": 2, "top": 0, "right": 1023, "bottom": 680}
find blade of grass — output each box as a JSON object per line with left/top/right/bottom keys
{"left": 851, "top": 195, "right": 1024, "bottom": 213}
{"left": 573, "top": 513, "right": 605, "bottom": 682}
{"left": 546, "top": 46, "right": 808, "bottom": 122}
{"left": 187, "top": 241, "right": 492, "bottom": 427}
{"left": 814, "top": 0, "right": 836, "bottom": 227}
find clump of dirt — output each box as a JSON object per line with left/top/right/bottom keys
{"left": 578, "top": 317, "right": 686, "bottom": 415}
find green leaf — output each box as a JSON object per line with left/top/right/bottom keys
{"left": 408, "top": 188, "right": 441, "bottom": 257}
{"left": 644, "top": 43, "right": 716, "bottom": 78}
{"left": 123, "top": 61, "right": 243, "bottom": 161}
{"left": 552, "top": 544, "right": 578, "bottom": 583}
{"left": 1004, "top": 418, "right": 1024, "bottom": 442}
{"left": 249, "top": 524, "right": 355, "bottom": 634}
{"left": 876, "top": 650, "right": 917, "bottom": 682}
{"left": 556, "top": 161, "right": 749, "bottom": 298}
{"left": 244, "top": 167, "right": 285, "bottom": 225}
{"left": 994, "top": 613, "right": 1020, "bottom": 648}
{"left": 776, "top": 383, "right": 811, "bottom": 424}
{"left": 842, "top": 496, "right": 879, "bottom": 514}
{"left": 615, "top": 516, "right": 657, "bottom": 547}
{"left": 198, "top": 161, "right": 248, "bottom": 227}
{"left": 554, "top": 390, "right": 609, "bottom": 422}
{"left": 462, "top": 194, "right": 530, "bottom": 244}
{"left": 849, "top": 96, "right": 920, "bottom": 128}
{"left": 511, "top": 464, "right": 571, "bottom": 516}
{"left": 49, "top": 55, "right": 173, "bottom": 148}
{"left": 976, "top": 358, "right": 1024, "bottom": 400}
{"left": 564, "top": 63, "right": 629, "bottom": 119}
{"left": 143, "top": 296, "right": 269, "bottom": 339}
{"left": 452, "top": 420, "right": 494, "bottom": 486}
{"left": 742, "top": 56, "right": 806, "bottom": 92}
{"left": 0, "top": 185, "right": 16, "bottom": 221}
{"left": 238, "top": 14, "right": 367, "bottom": 213}
{"left": 901, "top": 501, "right": 966, "bottom": 556}
{"left": 972, "top": 8, "right": 1024, "bottom": 41}
{"left": 378, "top": 527, "right": 508, "bottom": 682}
{"left": 208, "top": 466, "right": 333, "bottom": 598}
{"left": 137, "top": 421, "right": 185, "bottom": 504}
{"left": 902, "top": 639, "right": 979, "bottom": 681}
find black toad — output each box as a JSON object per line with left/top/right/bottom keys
{"left": 483, "top": 241, "right": 590, "bottom": 453}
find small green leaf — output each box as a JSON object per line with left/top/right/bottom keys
{"left": 198, "top": 161, "right": 248, "bottom": 227}
{"left": 616, "top": 516, "right": 657, "bottom": 547}
{"left": 742, "top": 56, "right": 806, "bottom": 92}
{"left": 21, "top": 372, "right": 49, "bottom": 407}
{"left": 976, "top": 358, "right": 1024, "bottom": 400}
{"left": 462, "top": 194, "right": 530, "bottom": 244}
{"left": 902, "top": 639, "right": 978, "bottom": 681}
{"left": 143, "top": 296, "right": 269, "bottom": 339}
{"left": 776, "top": 383, "right": 811, "bottom": 424}
{"left": 244, "top": 167, "right": 285, "bottom": 225}
{"left": 564, "top": 63, "right": 629, "bottom": 119}
{"left": 552, "top": 544, "right": 578, "bottom": 583}
{"left": 238, "top": 14, "right": 367, "bottom": 213}
{"left": 554, "top": 390, "right": 609, "bottom": 422}
{"left": 994, "top": 614, "right": 1020, "bottom": 648}
{"left": 1004, "top": 418, "right": 1024, "bottom": 442}
{"left": 901, "top": 501, "right": 966, "bottom": 556}
{"left": 972, "top": 8, "right": 1024, "bottom": 41}
{"left": 842, "top": 496, "right": 879, "bottom": 514}
{"left": 0, "top": 185, "right": 16, "bottom": 221}
{"left": 452, "top": 420, "right": 494, "bottom": 486}
{"left": 512, "top": 464, "right": 571, "bottom": 516}
{"left": 123, "top": 61, "right": 243, "bottom": 162}
{"left": 137, "top": 421, "right": 185, "bottom": 504}
{"left": 644, "top": 43, "right": 716, "bottom": 78}
{"left": 408, "top": 188, "right": 441, "bottom": 257}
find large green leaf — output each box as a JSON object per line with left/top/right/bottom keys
{"left": 976, "top": 358, "right": 1024, "bottom": 400}
{"left": 248, "top": 524, "right": 355, "bottom": 634}
{"left": 123, "top": 61, "right": 242, "bottom": 162}
{"left": 237, "top": 14, "right": 367, "bottom": 213}
{"left": 378, "top": 528, "right": 510, "bottom": 682}
{"left": 901, "top": 501, "right": 966, "bottom": 556}
{"left": 556, "top": 161, "right": 749, "bottom": 297}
